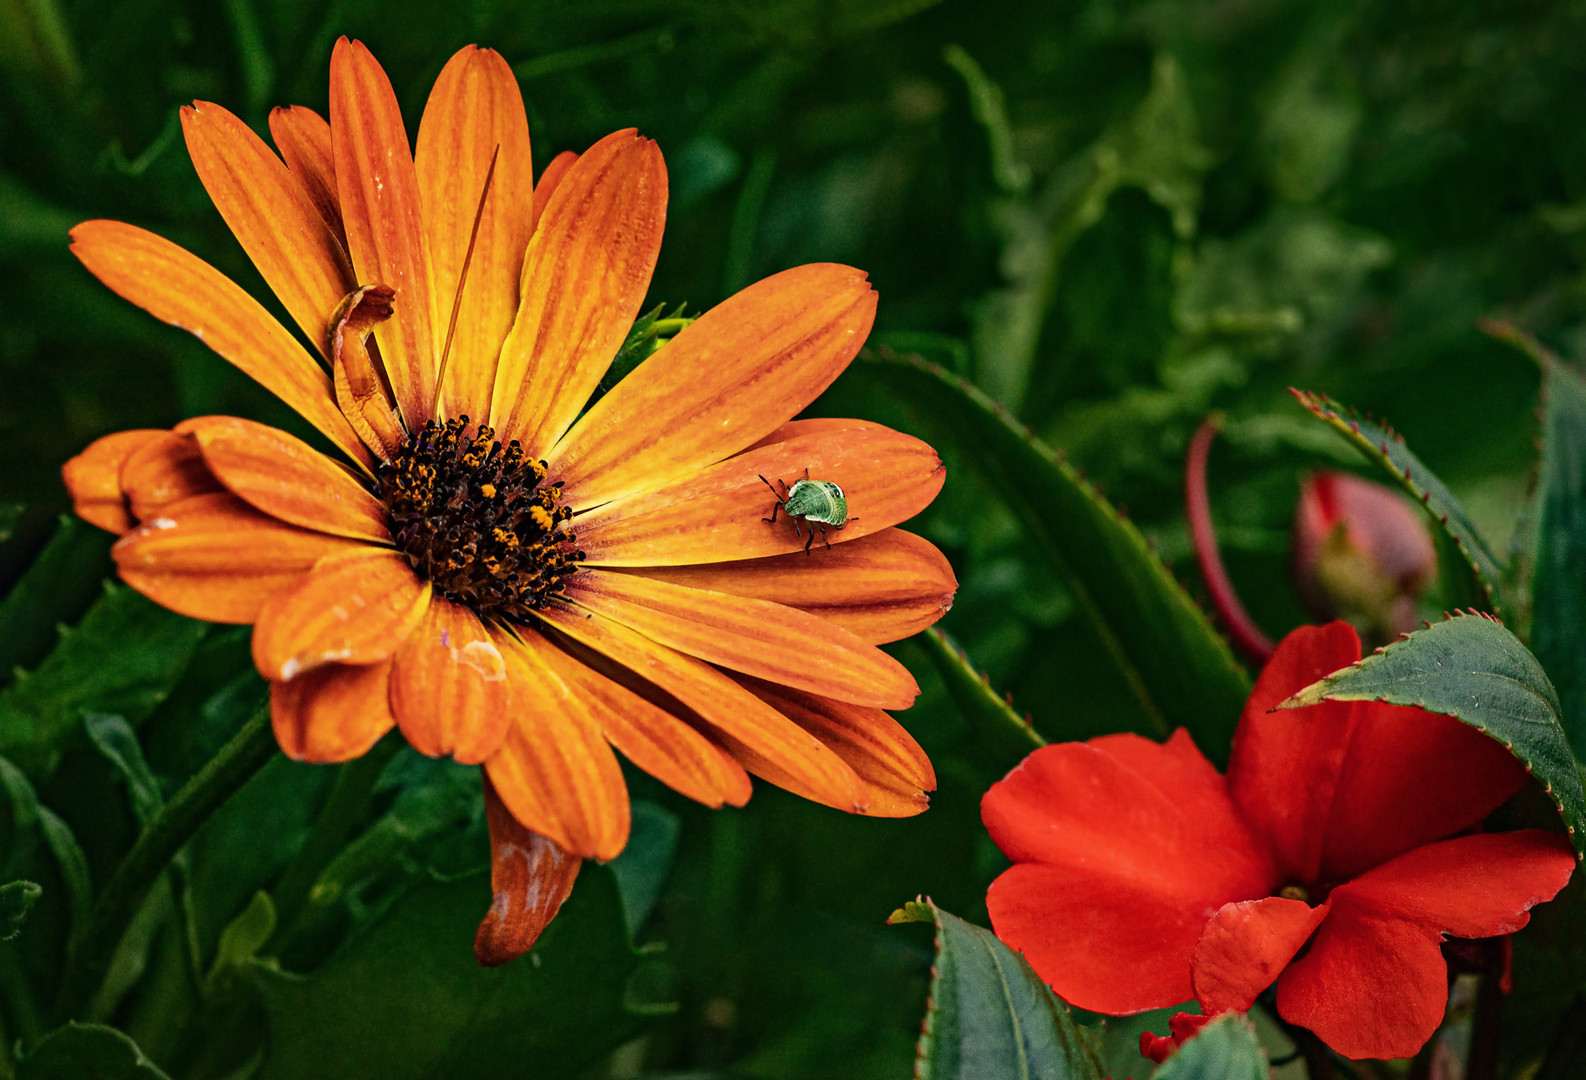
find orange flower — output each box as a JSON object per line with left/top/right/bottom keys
{"left": 63, "top": 39, "right": 954, "bottom": 962}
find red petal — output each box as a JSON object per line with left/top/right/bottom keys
{"left": 1231, "top": 622, "right": 1532, "bottom": 884}
{"left": 474, "top": 775, "right": 581, "bottom": 967}
{"left": 981, "top": 733, "right": 1277, "bottom": 1014}
{"left": 1191, "top": 896, "right": 1326, "bottom": 1015}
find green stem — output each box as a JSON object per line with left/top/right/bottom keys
{"left": 54, "top": 708, "right": 277, "bottom": 1022}
{"left": 267, "top": 733, "right": 402, "bottom": 945}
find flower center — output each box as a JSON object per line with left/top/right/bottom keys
{"left": 376, "top": 416, "right": 584, "bottom": 620}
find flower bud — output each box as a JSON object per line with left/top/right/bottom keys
{"left": 1292, "top": 472, "right": 1436, "bottom": 643}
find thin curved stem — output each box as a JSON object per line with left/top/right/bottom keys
{"left": 1185, "top": 415, "right": 1276, "bottom": 664}
{"left": 54, "top": 707, "right": 277, "bottom": 1023}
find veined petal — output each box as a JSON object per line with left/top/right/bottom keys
{"left": 252, "top": 548, "right": 430, "bottom": 680}
{"left": 180, "top": 415, "right": 391, "bottom": 542}
{"left": 1231, "top": 622, "right": 1533, "bottom": 885}
{"left": 415, "top": 45, "right": 533, "bottom": 420}
{"left": 484, "top": 636, "right": 631, "bottom": 861}
{"left": 530, "top": 150, "right": 577, "bottom": 232}
{"left": 121, "top": 430, "right": 225, "bottom": 520}
{"left": 574, "top": 425, "right": 944, "bottom": 566}
{"left": 538, "top": 604, "right": 863, "bottom": 811}
{"left": 515, "top": 627, "right": 751, "bottom": 808}
{"left": 181, "top": 101, "right": 355, "bottom": 357}
{"left": 550, "top": 265, "right": 876, "bottom": 508}
{"left": 564, "top": 570, "right": 918, "bottom": 709}
{"left": 490, "top": 130, "right": 665, "bottom": 456}
{"left": 629, "top": 528, "right": 957, "bottom": 644}
{"left": 69, "top": 221, "right": 369, "bottom": 466}
{"left": 271, "top": 659, "right": 395, "bottom": 762}
{"left": 330, "top": 284, "right": 408, "bottom": 460}
{"left": 331, "top": 36, "right": 438, "bottom": 426}
{"left": 62, "top": 429, "right": 170, "bottom": 533}
{"left": 475, "top": 775, "right": 582, "bottom": 966}
{"left": 113, "top": 492, "right": 358, "bottom": 623}
{"left": 269, "top": 105, "right": 345, "bottom": 246}
{"left": 982, "top": 733, "right": 1276, "bottom": 900}
{"left": 740, "top": 677, "right": 934, "bottom": 817}
{"left": 1192, "top": 897, "right": 1327, "bottom": 1015}
{"left": 388, "top": 599, "right": 513, "bottom": 764}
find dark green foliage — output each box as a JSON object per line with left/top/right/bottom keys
{"left": 889, "top": 898, "right": 1102, "bottom": 1080}
{"left": 1283, "top": 613, "right": 1586, "bottom": 857}
{"left": 3, "top": 0, "right": 1586, "bottom": 1076}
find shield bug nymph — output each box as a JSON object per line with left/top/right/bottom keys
{"left": 759, "top": 469, "right": 853, "bottom": 555}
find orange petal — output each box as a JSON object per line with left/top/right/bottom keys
{"left": 388, "top": 599, "right": 513, "bottom": 764}
{"left": 271, "top": 658, "right": 395, "bottom": 762}
{"left": 538, "top": 604, "right": 863, "bottom": 812}
{"left": 484, "top": 634, "right": 631, "bottom": 860}
{"left": 181, "top": 101, "right": 355, "bottom": 357}
{"left": 550, "top": 265, "right": 875, "bottom": 508}
{"left": 329, "top": 284, "right": 408, "bottom": 460}
{"left": 69, "top": 220, "right": 370, "bottom": 467}
{"left": 490, "top": 131, "right": 666, "bottom": 456}
{"left": 529, "top": 151, "right": 577, "bottom": 233}
{"left": 113, "top": 492, "right": 359, "bottom": 623}
{"left": 252, "top": 547, "right": 430, "bottom": 680}
{"left": 268, "top": 105, "right": 346, "bottom": 247}
{"left": 330, "top": 37, "right": 438, "bottom": 427}
{"left": 415, "top": 45, "right": 534, "bottom": 420}
{"left": 121, "top": 430, "right": 225, "bottom": 520}
{"left": 516, "top": 626, "right": 751, "bottom": 808}
{"left": 179, "top": 415, "right": 391, "bottom": 542}
{"left": 62, "top": 429, "right": 167, "bottom": 533}
{"left": 631, "top": 528, "right": 956, "bottom": 644}
{"left": 741, "top": 677, "right": 934, "bottom": 817}
{"left": 740, "top": 417, "right": 860, "bottom": 454}
{"left": 574, "top": 424, "right": 945, "bottom": 566}
{"left": 564, "top": 570, "right": 919, "bottom": 709}
{"left": 475, "top": 774, "right": 582, "bottom": 966}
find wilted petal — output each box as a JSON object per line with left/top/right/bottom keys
{"left": 388, "top": 599, "right": 513, "bottom": 764}
{"left": 474, "top": 775, "right": 582, "bottom": 966}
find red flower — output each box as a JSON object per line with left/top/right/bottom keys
{"left": 981, "top": 622, "right": 1576, "bottom": 1060}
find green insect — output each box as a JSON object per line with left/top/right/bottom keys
{"left": 759, "top": 469, "right": 853, "bottom": 555}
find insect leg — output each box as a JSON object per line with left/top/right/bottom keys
{"left": 818, "top": 522, "right": 831, "bottom": 551}
{"left": 803, "top": 526, "right": 815, "bottom": 556}
{"left": 758, "top": 474, "right": 783, "bottom": 524}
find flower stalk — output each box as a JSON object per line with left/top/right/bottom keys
{"left": 55, "top": 707, "right": 277, "bottom": 1023}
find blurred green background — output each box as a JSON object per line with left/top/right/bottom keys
{"left": 2, "top": 0, "right": 1584, "bottom": 1076}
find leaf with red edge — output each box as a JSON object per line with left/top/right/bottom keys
{"left": 1290, "top": 389, "right": 1505, "bottom": 617}
{"left": 1280, "top": 612, "right": 1586, "bottom": 857}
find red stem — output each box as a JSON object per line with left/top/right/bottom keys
{"left": 1185, "top": 416, "right": 1275, "bottom": 664}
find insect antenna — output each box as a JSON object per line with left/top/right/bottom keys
{"left": 434, "top": 144, "right": 501, "bottom": 415}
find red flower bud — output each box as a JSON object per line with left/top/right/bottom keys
{"left": 1292, "top": 472, "right": 1435, "bottom": 642}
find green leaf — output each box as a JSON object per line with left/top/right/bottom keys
{"left": 208, "top": 889, "right": 275, "bottom": 989}
{"left": 1291, "top": 389, "right": 1504, "bottom": 616}
{"left": 918, "top": 626, "right": 1046, "bottom": 766}
{"left": 1531, "top": 360, "right": 1586, "bottom": 757}
{"left": 0, "top": 516, "right": 112, "bottom": 681}
{"left": 888, "top": 898, "right": 1102, "bottom": 1080}
{"left": 17, "top": 1023, "right": 171, "bottom": 1079}
{"left": 84, "top": 712, "right": 163, "bottom": 823}
{"left": 608, "top": 800, "right": 680, "bottom": 939}
{"left": 1280, "top": 612, "right": 1586, "bottom": 857}
{"left": 0, "top": 879, "right": 42, "bottom": 940}
{"left": 0, "top": 583, "right": 206, "bottom": 777}
{"left": 0, "top": 755, "right": 91, "bottom": 928}
{"left": 252, "top": 866, "right": 655, "bottom": 1080}
{"left": 1152, "top": 1014, "right": 1267, "bottom": 1079}
{"left": 862, "top": 352, "right": 1251, "bottom": 761}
